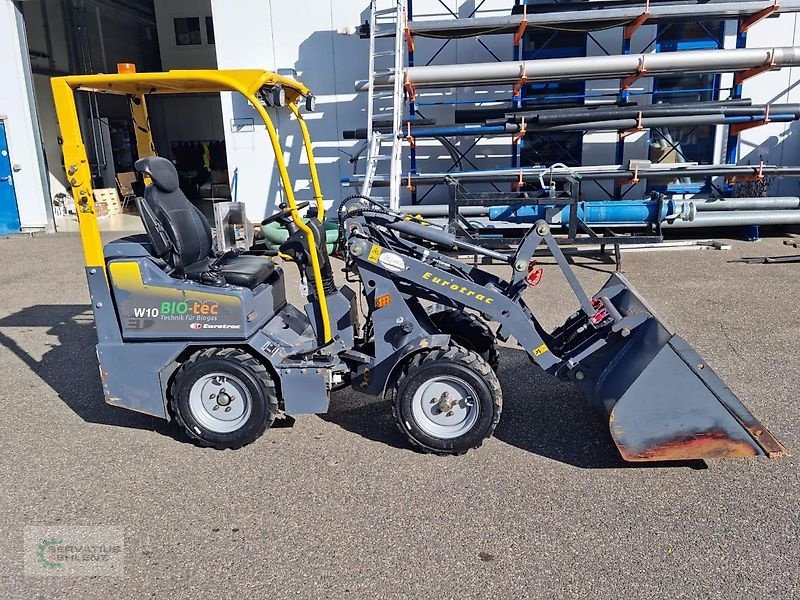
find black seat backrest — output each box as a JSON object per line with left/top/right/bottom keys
{"left": 134, "top": 157, "right": 213, "bottom": 271}
{"left": 135, "top": 195, "right": 171, "bottom": 259}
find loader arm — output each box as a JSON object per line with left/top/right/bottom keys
{"left": 340, "top": 198, "right": 787, "bottom": 462}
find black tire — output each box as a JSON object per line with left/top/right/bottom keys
{"left": 429, "top": 309, "right": 499, "bottom": 371}
{"left": 390, "top": 345, "right": 502, "bottom": 455}
{"left": 169, "top": 347, "right": 278, "bottom": 449}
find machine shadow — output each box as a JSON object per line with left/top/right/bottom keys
{"left": 0, "top": 304, "right": 174, "bottom": 437}
{"left": 320, "top": 389, "right": 410, "bottom": 450}
{"left": 323, "top": 346, "right": 705, "bottom": 470}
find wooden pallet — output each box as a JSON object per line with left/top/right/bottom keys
{"left": 93, "top": 188, "right": 122, "bottom": 216}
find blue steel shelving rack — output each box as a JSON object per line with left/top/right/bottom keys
{"left": 394, "top": 0, "right": 790, "bottom": 230}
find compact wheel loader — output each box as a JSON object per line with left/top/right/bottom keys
{"left": 52, "top": 68, "right": 786, "bottom": 462}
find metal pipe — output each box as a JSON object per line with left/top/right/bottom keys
{"left": 398, "top": 205, "right": 488, "bottom": 217}
{"left": 694, "top": 197, "right": 800, "bottom": 211}
{"left": 407, "top": 113, "right": 798, "bottom": 138}
{"left": 405, "top": 125, "right": 509, "bottom": 138}
{"left": 485, "top": 204, "right": 800, "bottom": 228}
{"left": 510, "top": 113, "right": 797, "bottom": 134}
{"left": 664, "top": 210, "right": 800, "bottom": 227}
{"left": 348, "top": 136, "right": 463, "bottom": 173}
{"left": 455, "top": 99, "right": 756, "bottom": 124}
{"left": 356, "top": 47, "right": 800, "bottom": 91}
{"left": 347, "top": 164, "right": 800, "bottom": 187}
{"left": 506, "top": 101, "right": 787, "bottom": 125}
{"left": 376, "top": 0, "right": 800, "bottom": 39}
{"left": 488, "top": 200, "right": 695, "bottom": 225}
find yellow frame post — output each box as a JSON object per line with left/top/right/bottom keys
{"left": 289, "top": 103, "right": 325, "bottom": 221}
{"left": 249, "top": 101, "right": 332, "bottom": 343}
{"left": 51, "top": 78, "right": 105, "bottom": 268}
{"left": 129, "top": 94, "right": 156, "bottom": 161}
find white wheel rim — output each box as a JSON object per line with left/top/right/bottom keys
{"left": 188, "top": 372, "right": 252, "bottom": 434}
{"left": 410, "top": 375, "right": 479, "bottom": 439}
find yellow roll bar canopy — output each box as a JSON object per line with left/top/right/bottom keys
{"left": 60, "top": 69, "right": 312, "bottom": 99}
{"left": 52, "top": 68, "right": 332, "bottom": 342}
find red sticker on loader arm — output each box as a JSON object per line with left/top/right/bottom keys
{"left": 526, "top": 264, "right": 544, "bottom": 287}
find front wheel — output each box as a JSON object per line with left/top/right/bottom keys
{"left": 169, "top": 348, "right": 278, "bottom": 449}
{"left": 390, "top": 345, "right": 502, "bottom": 455}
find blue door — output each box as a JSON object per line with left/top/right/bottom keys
{"left": 0, "top": 122, "right": 22, "bottom": 235}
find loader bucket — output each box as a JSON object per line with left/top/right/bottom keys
{"left": 564, "top": 274, "right": 786, "bottom": 462}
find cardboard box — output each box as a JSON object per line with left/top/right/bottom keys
{"left": 93, "top": 188, "right": 122, "bottom": 216}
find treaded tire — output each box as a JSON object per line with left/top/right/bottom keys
{"left": 429, "top": 309, "right": 499, "bottom": 371}
{"left": 169, "top": 347, "right": 278, "bottom": 449}
{"left": 390, "top": 345, "right": 502, "bottom": 455}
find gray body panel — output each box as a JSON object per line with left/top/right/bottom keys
{"left": 90, "top": 238, "right": 336, "bottom": 419}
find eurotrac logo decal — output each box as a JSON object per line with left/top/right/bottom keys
{"left": 189, "top": 322, "right": 241, "bottom": 330}
{"left": 422, "top": 272, "right": 495, "bottom": 304}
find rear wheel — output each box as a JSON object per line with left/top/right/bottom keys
{"left": 170, "top": 348, "right": 278, "bottom": 449}
{"left": 390, "top": 345, "right": 502, "bottom": 455}
{"left": 429, "top": 309, "right": 499, "bottom": 371}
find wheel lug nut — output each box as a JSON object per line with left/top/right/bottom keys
{"left": 212, "top": 405, "right": 219, "bottom": 411}
{"left": 224, "top": 406, "right": 232, "bottom": 412}
{"left": 446, "top": 411, "right": 454, "bottom": 417}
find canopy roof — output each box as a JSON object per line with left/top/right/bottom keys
{"left": 59, "top": 69, "right": 311, "bottom": 102}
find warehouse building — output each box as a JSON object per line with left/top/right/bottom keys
{"left": 2, "top": 0, "right": 800, "bottom": 235}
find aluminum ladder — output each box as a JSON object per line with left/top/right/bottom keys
{"left": 361, "top": 0, "right": 406, "bottom": 209}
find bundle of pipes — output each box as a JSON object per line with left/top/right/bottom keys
{"left": 355, "top": 47, "right": 800, "bottom": 91}
{"left": 346, "top": 163, "right": 800, "bottom": 187}
{"left": 675, "top": 196, "right": 800, "bottom": 228}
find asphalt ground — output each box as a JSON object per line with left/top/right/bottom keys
{"left": 0, "top": 231, "right": 798, "bottom": 599}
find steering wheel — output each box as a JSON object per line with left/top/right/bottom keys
{"left": 261, "top": 201, "right": 310, "bottom": 226}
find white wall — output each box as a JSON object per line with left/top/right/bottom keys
{"left": 154, "top": 0, "right": 217, "bottom": 70}
{"left": 0, "top": 1, "right": 49, "bottom": 230}
{"left": 210, "top": 0, "right": 523, "bottom": 219}
{"left": 211, "top": 0, "right": 354, "bottom": 219}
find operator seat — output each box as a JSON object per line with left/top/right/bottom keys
{"left": 133, "top": 156, "right": 274, "bottom": 289}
